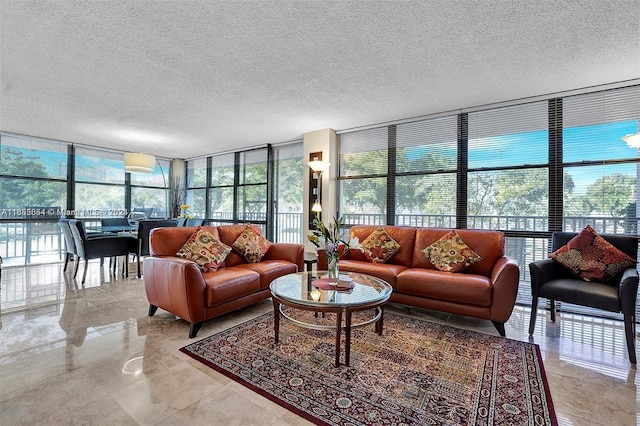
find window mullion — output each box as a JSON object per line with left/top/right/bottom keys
{"left": 548, "top": 98, "right": 563, "bottom": 233}
{"left": 387, "top": 125, "right": 396, "bottom": 225}
{"left": 457, "top": 113, "right": 468, "bottom": 229}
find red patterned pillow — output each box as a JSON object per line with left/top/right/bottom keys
{"left": 232, "top": 224, "right": 272, "bottom": 263}
{"left": 361, "top": 227, "right": 401, "bottom": 263}
{"left": 176, "top": 228, "right": 231, "bottom": 272}
{"left": 549, "top": 225, "right": 636, "bottom": 282}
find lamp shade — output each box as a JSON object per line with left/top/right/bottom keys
{"left": 311, "top": 201, "right": 322, "bottom": 213}
{"left": 124, "top": 152, "right": 156, "bottom": 173}
{"left": 622, "top": 133, "right": 640, "bottom": 149}
{"left": 308, "top": 160, "right": 331, "bottom": 173}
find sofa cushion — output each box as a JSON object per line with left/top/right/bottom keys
{"left": 361, "top": 227, "right": 401, "bottom": 263}
{"left": 397, "top": 268, "right": 492, "bottom": 307}
{"left": 550, "top": 224, "right": 636, "bottom": 282}
{"left": 337, "top": 259, "right": 407, "bottom": 288}
{"left": 203, "top": 267, "right": 261, "bottom": 307}
{"left": 232, "top": 224, "right": 272, "bottom": 263}
{"left": 176, "top": 227, "right": 231, "bottom": 272}
{"left": 348, "top": 226, "right": 416, "bottom": 267}
{"left": 412, "top": 228, "right": 504, "bottom": 277}
{"left": 237, "top": 260, "right": 299, "bottom": 290}
{"left": 422, "top": 230, "right": 482, "bottom": 273}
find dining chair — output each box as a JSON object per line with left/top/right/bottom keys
{"left": 68, "top": 219, "right": 132, "bottom": 283}
{"left": 129, "top": 219, "right": 178, "bottom": 278}
{"left": 58, "top": 219, "right": 77, "bottom": 272}
{"left": 59, "top": 218, "right": 113, "bottom": 273}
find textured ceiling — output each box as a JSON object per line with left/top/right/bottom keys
{"left": 1, "top": 0, "right": 639, "bottom": 159}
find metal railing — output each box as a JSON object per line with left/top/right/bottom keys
{"left": 2, "top": 212, "right": 638, "bottom": 324}
{"left": 1, "top": 213, "right": 637, "bottom": 266}
{"left": 342, "top": 213, "right": 636, "bottom": 234}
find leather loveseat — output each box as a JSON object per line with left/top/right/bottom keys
{"left": 318, "top": 225, "right": 520, "bottom": 336}
{"left": 143, "top": 225, "right": 304, "bottom": 337}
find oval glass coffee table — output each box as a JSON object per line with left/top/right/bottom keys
{"left": 269, "top": 271, "right": 392, "bottom": 367}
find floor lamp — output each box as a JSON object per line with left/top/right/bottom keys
{"left": 124, "top": 152, "right": 169, "bottom": 218}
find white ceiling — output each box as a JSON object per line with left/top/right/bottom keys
{"left": 1, "top": 0, "right": 639, "bottom": 160}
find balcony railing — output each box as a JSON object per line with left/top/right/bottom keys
{"left": 1, "top": 213, "right": 638, "bottom": 322}
{"left": 1, "top": 214, "right": 636, "bottom": 269}
{"left": 341, "top": 213, "right": 636, "bottom": 234}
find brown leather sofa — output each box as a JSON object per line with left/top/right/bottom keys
{"left": 318, "top": 226, "right": 520, "bottom": 336}
{"left": 144, "top": 225, "right": 304, "bottom": 337}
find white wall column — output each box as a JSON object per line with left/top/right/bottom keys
{"left": 303, "top": 128, "right": 337, "bottom": 252}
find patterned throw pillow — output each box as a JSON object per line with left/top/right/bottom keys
{"left": 422, "top": 230, "right": 483, "bottom": 273}
{"left": 232, "top": 224, "right": 272, "bottom": 263}
{"left": 549, "top": 225, "right": 636, "bottom": 282}
{"left": 361, "top": 227, "right": 401, "bottom": 263}
{"left": 176, "top": 228, "right": 231, "bottom": 272}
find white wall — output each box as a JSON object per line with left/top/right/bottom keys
{"left": 303, "top": 128, "right": 337, "bottom": 252}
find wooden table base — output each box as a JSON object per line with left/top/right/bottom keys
{"left": 271, "top": 295, "right": 386, "bottom": 367}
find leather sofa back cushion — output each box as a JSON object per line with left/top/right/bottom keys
{"left": 150, "top": 226, "right": 221, "bottom": 257}
{"left": 349, "top": 226, "right": 416, "bottom": 266}
{"left": 412, "top": 228, "right": 505, "bottom": 276}
{"left": 231, "top": 224, "right": 272, "bottom": 263}
{"left": 217, "top": 224, "right": 259, "bottom": 266}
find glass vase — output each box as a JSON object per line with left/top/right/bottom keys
{"left": 327, "top": 251, "right": 339, "bottom": 284}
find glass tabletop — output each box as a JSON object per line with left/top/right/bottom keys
{"left": 269, "top": 271, "right": 392, "bottom": 308}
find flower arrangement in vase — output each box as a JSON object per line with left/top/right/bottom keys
{"left": 308, "top": 216, "right": 362, "bottom": 284}
{"left": 179, "top": 204, "right": 195, "bottom": 219}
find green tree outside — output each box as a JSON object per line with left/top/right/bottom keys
{"left": 0, "top": 147, "right": 65, "bottom": 212}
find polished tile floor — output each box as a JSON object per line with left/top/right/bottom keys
{"left": 0, "top": 260, "right": 638, "bottom": 425}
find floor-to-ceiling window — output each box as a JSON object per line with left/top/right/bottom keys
{"left": 0, "top": 136, "right": 171, "bottom": 265}
{"left": 467, "top": 101, "right": 551, "bottom": 303}
{"left": 562, "top": 87, "right": 639, "bottom": 234}
{"left": 273, "top": 142, "right": 303, "bottom": 243}
{"left": 340, "top": 127, "right": 389, "bottom": 226}
{"left": 396, "top": 116, "right": 458, "bottom": 228}
{"left": 237, "top": 149, "right": 269, "bottom": 226}
{"left": 0, "top": 134, "right": 68, "bottom": 265}
{"left": 207, "top": 152, "right": 236, "bottom": 225}
{"left": 337, "top": 84, "right": 640, "bottom": 317}
{"left": 74, "top": 146, "right": 126, "bottom": 220}
{"left": 130, "top": 158, "right": 170, "bottom": 219}
{"left": 185, "top": 142, "right": 303, "bottom": 242}
{"left": 185, "top": 157, "right": 207, "bottom": 219}
{"left": 202, "top": 148, "right": 270, "bottom": 233}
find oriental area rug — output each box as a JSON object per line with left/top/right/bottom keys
{"left": 180, "top": 310, "right": 557, "bottom": 426}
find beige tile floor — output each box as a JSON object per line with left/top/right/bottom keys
{"left": 0, "top": 260, "right": 638, "bottom": 425}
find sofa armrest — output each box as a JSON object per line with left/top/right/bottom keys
{"left": 143, "top": 256, "right": 208, "bottom": 323}
{"left": 489, "top": 256, "right": 520, "bottom": 323}
{"left": 528, "top": 258, "right": 557, "bottom": 297}
{"left": 265, "top": 243, "right": 304, "bottom": 271}
{"left": 317, "top": 250, "right": 327, "bottom": 270}
{"left": 620, "top": 268, "right": 640, "bottom": 315}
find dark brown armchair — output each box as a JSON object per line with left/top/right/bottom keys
{"left": 529, "top": 232, "right": 639, "bottom": 363}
